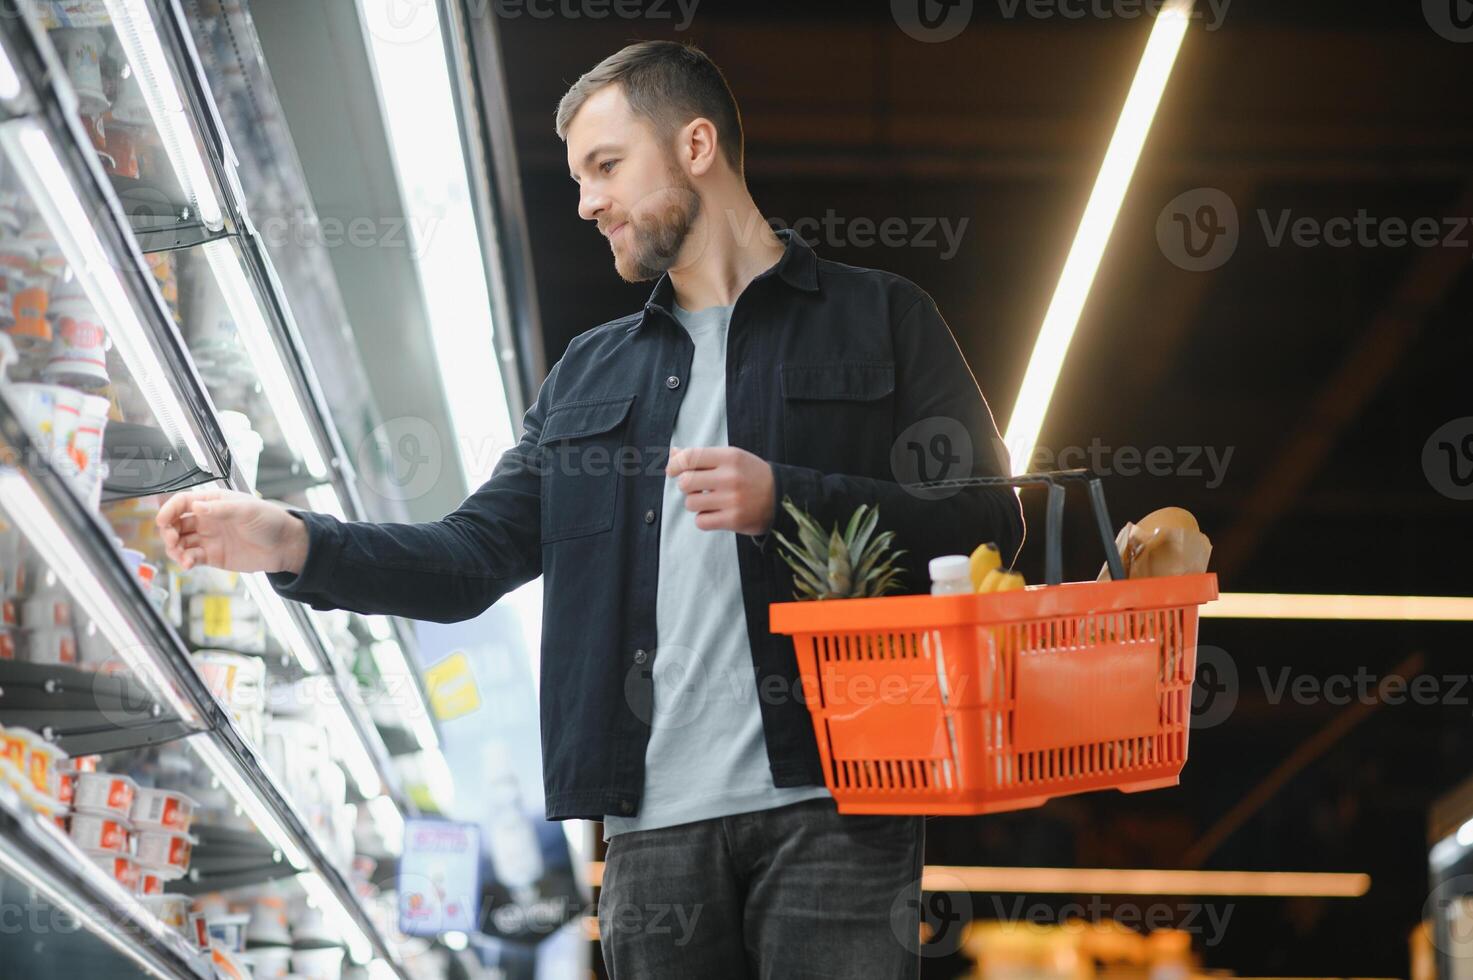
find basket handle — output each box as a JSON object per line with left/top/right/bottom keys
{"left": 902, "top": 468, "right": 1126, "bottom": 585}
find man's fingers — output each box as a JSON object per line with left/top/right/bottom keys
{"left": 666, "top": 445, "right": 723, "bottom": 477}
{"left": 675, "top": 469, "right": 722, "bottom": 494}
{"left": 684, "top": 491, "right": 730, "bottom": 514}
{"left": 157, "top": 488, "right": 224, "bottom": 529}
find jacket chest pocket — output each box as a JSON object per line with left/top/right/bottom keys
{"left": 538, "top": 394, "right": 636, "bottom": 543}
{"left": 780, "top": 361, "right": 895, "bottom": 473}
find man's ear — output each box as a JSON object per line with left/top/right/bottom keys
{"left": 679, "top": 117, "right": 720, "bottom": 178}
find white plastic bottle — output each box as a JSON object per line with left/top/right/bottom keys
{"left": 926, "top": 556, "right": 970, "bottom": 787}
{"left": 928, "top": 555, "right": 972, "bottom": 595}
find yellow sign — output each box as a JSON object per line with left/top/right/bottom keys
{"left": 202, "top": 595, "right": 232, "bottom": 638}
{"left": 424, "top": 651, "right": 481, "bottom": 722}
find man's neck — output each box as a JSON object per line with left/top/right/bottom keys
{"left": 669, "top": 196, "right": 784, "bottom": 312}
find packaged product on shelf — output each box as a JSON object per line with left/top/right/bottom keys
{"left": 137, "top": 869, "right": 166, "bottom": 896}
{"left": 244, "top": 891, "right": 291, "bottom": 947}
{"left": 206, "top": 912, "right": 250, "bottom": 954}
{"left": 50, "top": 27, "right": 111, "bottom": 116}
{"left": 130, "top": 786, "right": 198, "bottom": 833}
{"left": 218, "top": 410, "right": 263, "bottom": 489}
{"left": 134, "top": 825, "right": 195, "bottom": 874}
{"left": 69, "top": 811, "right": 131, "bottom": 853}
{"left": 88, "top": 851, "right": 140, "bottom": 892}
{"left": 22, "top": 623, "right": 78, "bottom": 666}
{"left": 187, "top": 911, "right": 210, "bottom": 952}
{"left": 188, "top": 592, "right": 266, "bottom": 653}
{"left": 144, "top": 252, "right": 182, "bottom": 328}
{"left": 72, "top": 770, "right": 137, "bottom": 818}
{"left": 141, "top": 893, "right": 190, "bottom": 932}
{"left": 41, "top": 279, "right": 111, "bottom": 390}
{"left": 193, "top": 648, "right": 267, "bottom": 742}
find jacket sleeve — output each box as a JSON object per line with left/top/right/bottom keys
{"left": 264, "top": 360, "right": 559, "bottom": 623}
{"left": 764, "top": 289, "right": 1024, "bottom": 590}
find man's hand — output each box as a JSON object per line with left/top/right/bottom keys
{"left": 666, "top": 446, "right": 775, "bottom": 536}
{"left": 155, "top": 488, "right": 310, "bottom": 574}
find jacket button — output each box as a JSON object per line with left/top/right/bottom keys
{"left": 665, "top": 375, "right": 680, "bottom": 389}
{"left": 644, "top": 509, "right": 656, "bottom": 524}
{"left": 619, "top": 799, "right": 635, "bottom": 815}
{"left": 633, "top": 648, "right": 648, "bottom": 664}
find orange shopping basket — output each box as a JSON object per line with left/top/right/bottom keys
{"left": 769, "top": 471, "right": 1218, "bottom": 816}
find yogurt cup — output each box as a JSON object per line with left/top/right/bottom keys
{"left": 130, "top": 787, "right": 196, "bottom": 833}
{"left": 69, "top": 812, "right": 131, "bottom": 853}
{"left": 141, "top": 894, "right": 190, "bottom": 932}
{"left": 87, "top": 852, "right": 140, "bottom": 892}
{"left": 23, "top": 626, "right": 77, "bottom": 666}
{"left": 206, "top": 913, "right": 250, "bottom": 954}
{"left": 73, "top": 771, "right": 137, "bottom": 817}
{"left": 18, "top": 729, "right": 67, "bottom": 800}
{"left": 137, "top": 870, "right": 170, "bottom": 896}
{"left": 134, "top": 828, "right": 194, "bottom": 874}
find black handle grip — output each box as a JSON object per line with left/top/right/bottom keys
{"left": 901, "top": 468, "right": 1127, "bottom": 585}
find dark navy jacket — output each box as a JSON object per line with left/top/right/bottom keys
{"left": 268, "top": 230, "right": 1024, "bottom": 820}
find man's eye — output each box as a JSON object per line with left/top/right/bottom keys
{"left": 599, "top": 160, "right": 617, "bottom": 174}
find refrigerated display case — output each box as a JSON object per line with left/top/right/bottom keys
{"left": 0, "top": 0, "right": 452, "bottom": 975}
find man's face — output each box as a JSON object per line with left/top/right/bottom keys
{"left": 568, "top": 86, "right": 701, "bottom": 282}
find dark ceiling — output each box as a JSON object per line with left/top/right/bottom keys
{"left": 493, "top": 1, "right": 1473, "bottom": 974}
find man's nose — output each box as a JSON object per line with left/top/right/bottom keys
{"left": 578, "top": 186, "right": 609, "bottom": 223}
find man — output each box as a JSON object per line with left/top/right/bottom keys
{"left": 157, "top": 40, "right": 1022, "bottom": 978}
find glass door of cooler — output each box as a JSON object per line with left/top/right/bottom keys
{"left": 25, "top": 0, "right": 226, "bottom": 251}
{"left": 0, "top": 122, "right": 222, "bottom": 514}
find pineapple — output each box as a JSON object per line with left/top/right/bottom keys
{"left": 773, "top": 496, "right": 906, "bottom": 600}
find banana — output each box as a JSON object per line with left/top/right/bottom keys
{"left": 969, "top": 542, "right": 1001, "bottom": 591}
{"left": 995, "top": 570, "right": 1026, "bottom": 592}
{"left": 976, "top": 568, "right": 1006, "bottom": 593}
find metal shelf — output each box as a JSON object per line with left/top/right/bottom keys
{"left": 0, "top": 662, "right": 195, "bottom": 756}
{"left": 0, "top": 783, "right": 211, "bottom": 980}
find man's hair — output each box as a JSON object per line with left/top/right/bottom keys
{"left": 555, "top": 41, "right": 744, "bottom": 174}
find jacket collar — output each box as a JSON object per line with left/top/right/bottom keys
{"left": 637, "top": 227, "right": 819, "bottom": 329}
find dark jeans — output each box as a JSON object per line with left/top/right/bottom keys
{"left": 597, "top": 798, "right": 924, "bottom": 979}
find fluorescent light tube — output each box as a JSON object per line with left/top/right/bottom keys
{"left": 242, "top": 570, "right": 322, "bottom": 673}
{"left": 920, "top": 865, "right": 1369, "bottom": 898}
{"left": 0, "top": 120, "right": 212, "bottom": 471}
{"left": 0, "top": 34, "right": 21, "bottom": 99}
{"left": 202, "top": 239, "right": 329, "bottom": 480}
{"left": 1202, "top": 593, "right": 1473, "bottom": 621}
{"left": 370, "top": 638, "right": 437, "bottom": 750}
{"left": 299, "top": 870, "right": 375, "bottom": 964}
{"left": 0, "top": 467, "right": 200, "bottom": 724}
{"left": 304, "top": 482, "right": 347, "bottom": 520}
{"left": 355, "top": 0, "right": 515, "bottom": 493}
{"left": 189, "top": 735, "right": 309, "bottom": 871}
{"left": 100, "top": 0, "right": 223, "bottom": 229}
{"left": 1003, "top": 0, "right": 1193, "bottom": 474}
{"left": 323, "top": 694, "right": 384, "bottom": 800}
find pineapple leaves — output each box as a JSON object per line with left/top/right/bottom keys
{"left": 775, "top": 496, "right": 905, "bottom": 600}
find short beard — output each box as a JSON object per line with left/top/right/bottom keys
{"left": 616, "top": 174, "right": 702, "bottom": 283}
